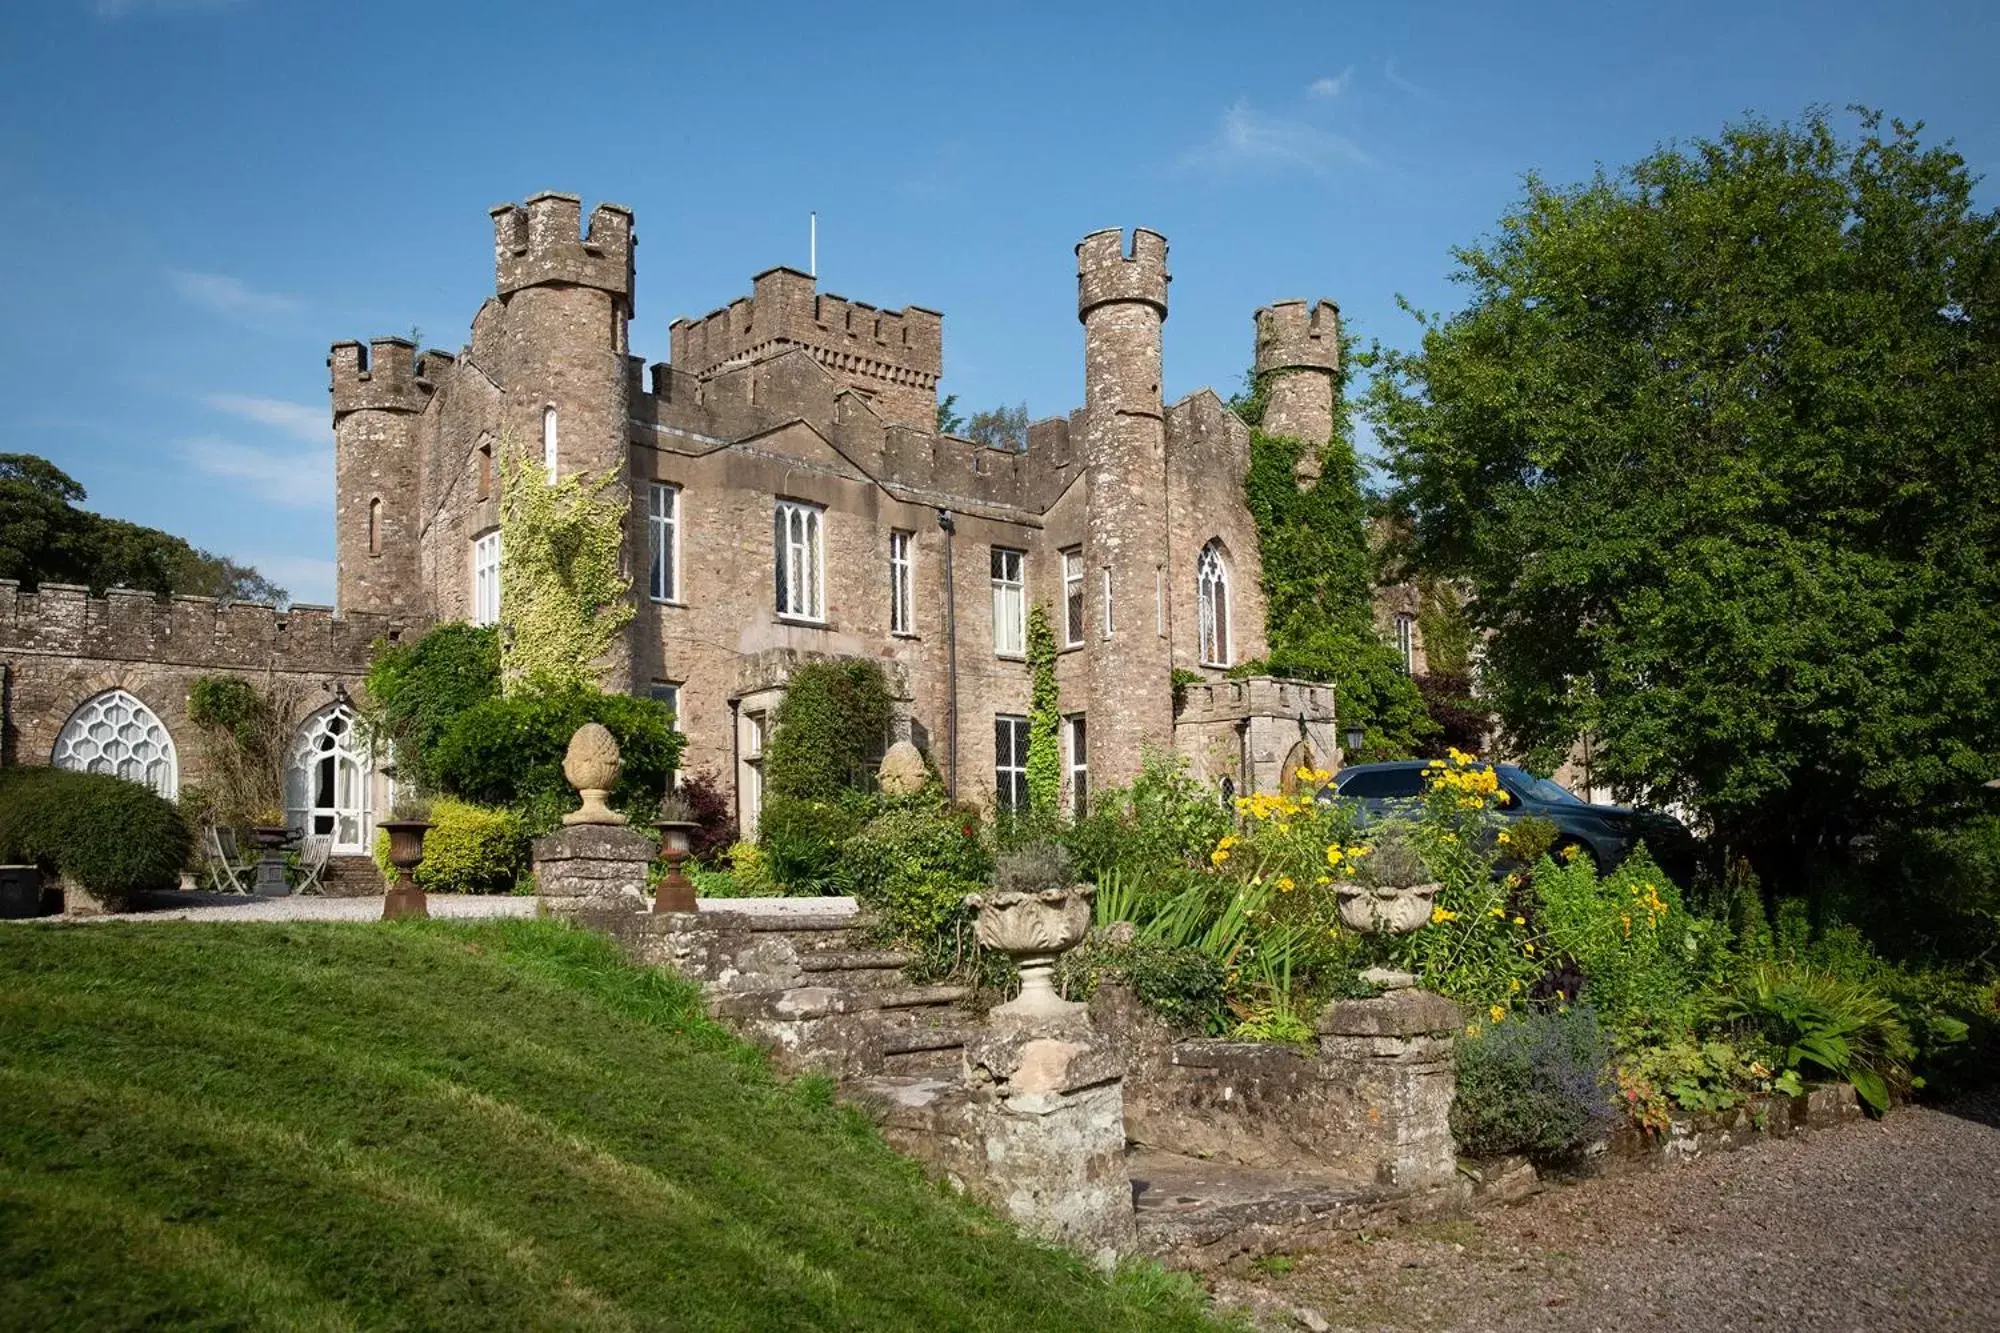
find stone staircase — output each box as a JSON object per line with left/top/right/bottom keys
{"left": 318, "top": 855, "right": 384, "bottom": 898}
{"left": 620, "top": 899, "right": 973, "bottom": 1082}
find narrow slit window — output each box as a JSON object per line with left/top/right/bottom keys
{"left": 542, "top": 405, "right": 559, "bottom": 483}
{"left": 1061, "top": 548, "right": 1084, "bottom": 648}
{"left": 367, "top": 497, "right": 382, "bottom": 555}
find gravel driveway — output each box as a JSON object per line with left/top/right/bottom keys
{"left": 1222, "top": 1092, "right": 2000, "bottom": 1332}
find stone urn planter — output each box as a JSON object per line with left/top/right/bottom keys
{"left": 378, "top": 819, "right": 432, "bottom": 920}
{"left": 967, "top": 882, "right": 1096, "bottom": 1024}
{"left": 1335, "top": 880, "right": 1441, "bottom": 935}
{"left": 248, "top": 824, "right": 297, "bottom": 898}
{"left": 562, "top": 723, "right": 627, "bottom": 827}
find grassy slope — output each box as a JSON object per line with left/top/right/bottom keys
{"left": 0, "top": 919, "right": 1213, "bottom": 1331}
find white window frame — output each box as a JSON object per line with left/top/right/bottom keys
{"left": 649, "top": 682, "right": 681, "bottom": 730}
{"left": 991, "top": 547, "right": 1026, "bottom": 657}
{"left": 1061, "top": 548, "right": 1085, "bottom": 648}
{"left": 1067, "top": 714, "right": 1088, "bottom": 819}
{"left": 1396, "top": 612, "right": 1416, "bottom": 674}
{"left": 472, "top": 529, "right": 501, "bottom": 627}
{"left": 51, "top": 688, "right": 178, "bottom": 800}
{"left": 542, "top": 405, "right": 559, "bottom": 483}
{"left": 995, "top": 714, "right": 1030, "bottom": 812}
{"left": 1197, "top": 542, "right": 1231, "bottom": 667}
{"left": 649, "top": 482, "right": 681, "bottom": 604}
{"left": 889, "top": 529, "right": 915, "bottom": 636}
{"left": 773, "top": 499, "right": 826, "bottom": 622}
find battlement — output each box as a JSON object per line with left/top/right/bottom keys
{"left": 491, "top": 191, "right": 635, "bottom": 306}
{"left": 328, "top": 337, "right": 432, "bottom": 420}
{"left": 1076, "top": 227, "right": 1170, "bottom": 320}
{"left": 669, "top": 266, "right": 942, "bottom": 429}
{"left": 1255, "top": 299, "right": 1340, "bottom": 375}
{"left": 670, "top": 267, "right": 943, "bottom": 385}
{"left": 0, "top": 580, "right": 412, "bottom": 675}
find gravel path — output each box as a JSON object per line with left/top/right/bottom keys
{"left": 1223, "top": 1092, "right": 2000, "bottom": 1332}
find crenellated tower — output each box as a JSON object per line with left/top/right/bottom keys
{"left": 1253, "top": 299, "right": 1340, "bottom": 453}
{"left": 330, "top": 337, "right": 432, "bottom": 617}
{"left": 486, "top": 191, "right": 638, "bottom": 689}
{"left": 1077, "top": 227, "right": 1175, "bottom": 778}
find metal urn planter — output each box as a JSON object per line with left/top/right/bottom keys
{"left": 378, "top": 819, "right": 432, "bottom": 920}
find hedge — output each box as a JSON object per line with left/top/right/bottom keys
{"left": 372, "top": 796, "right": 528, "bottom": 895}
{"left": 0, "top": 767, "right": 192, "bottom": 905}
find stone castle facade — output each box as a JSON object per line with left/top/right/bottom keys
{"left": 2, "top": 192, "right": 1420, "bottom": 850}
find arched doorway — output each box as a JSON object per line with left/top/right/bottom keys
{"left": 285, "top": 705, "right": 371, "bottom": 853}
{"left": 50, "top": 688, "right": 179, "bottom": 799}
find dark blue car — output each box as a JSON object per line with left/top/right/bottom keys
{"left": 1324, "top": 760, "right": 1697, "bottom": 878}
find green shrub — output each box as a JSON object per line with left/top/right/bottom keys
{"left": 1064, "top": 751, "right": 1232, "bottom": 879}
{"left": 1451, "top": 1005, "right": 1618, "bottom": 1161}
{"left": 0, "top": 767, "right": 192, "bottom": 905}
{"left": 1725, "top": 964, "right": 1916, "bottom": 1114}
{"left": 757, "top": 793, "right": 867, "bottom": 896}
{"left": 363, "top": 623, "right": 501, "bottom": 793}
{"left": 371, "top": 797, "right": 528, "bottom": 894}
{"left": 1531, "top": 848, "right": 1716, "bottom": 1038}
{"left": 430, "top": 686, "right": 683, "bottom": 831}
{"left": 723, "top": 840, "right": 779, "bottom": 896}
{"left": 1057, "top": 936, "right": 1230, "bottom": 1034}
{"left": 835, "top": 802, "right": 992, "bottom": 962}
{"left": 764, "top": 660, "right": 893, "bottom": 802}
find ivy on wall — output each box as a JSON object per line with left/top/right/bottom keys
{"left": 1025, "top": 605, "right": 1061, "bottom": 818}
{"left": 765, "top": 659, "right": 895, "bottom": 802}
{"left": 497, "top": 458, "right": 634, "bottom": 697}
{"left": 1231, "top": 362, "right": 1432, "bottom": 758}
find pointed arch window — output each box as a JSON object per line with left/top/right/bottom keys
{"left": 1197, "top": 541, "right": 1231, "bottom": 668}
{"left": 542, "top": 405, "right": 559, "bottom": 483}
{"left": 51, "top": 689, "right": 178, "bottom": 799}
{"left": 285, "top": 704, "right": 372, "bottom": 853}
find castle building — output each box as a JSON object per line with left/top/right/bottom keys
{"left": 1, "top": 193, "right": 1360, "bottom": 858}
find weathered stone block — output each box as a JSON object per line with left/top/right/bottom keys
{"left": 532, "top": 824, "right": 652, "bottom": 909}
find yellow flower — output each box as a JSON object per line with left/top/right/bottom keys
{"left": 1489, "top": 907, "right": 1506, "bottom": 918}
{"left": 1465, "top": 1022, "right": 1482, "bottom": 1037}
{"left": 1509, "top": 978, "right": 1522, "bottom": 993}
{"left": 1523, "top": 941, "right": 1537, "bottom": 956}
{"left": 1325, "top": 845, "right": 1344, "bottom": 867}
{"left": 1210, "top": 848, "right": 1230, "bottom": 867}
{"left": 1489, "top": 1005, "right": 1507, "bottom": 1024}
{"left": 1278, "top": 876, "right": 1295, "bottom": 893}
{"left": 1512, "top": 916, "right": 1525, "bottom": 927}
{"left": 1431, "top": 906, "right": 1459, "bottom": 924}
{"left": 1496, "top": 830, "right": 1512, "bottom": 846}
{"left": 1560, "top": 843, "right": 1582, "bottom": 862}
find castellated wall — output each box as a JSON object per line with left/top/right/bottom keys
{"left": 0, "top": 581, "right": 405, "bottom": 789}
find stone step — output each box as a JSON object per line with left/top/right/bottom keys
{"left": 706, "top": 983, "right": 966, "bottom": 1024}
{"left": 1127, "top": 1148, "right": 1397, "bottom": 1269}
{"left": 796, "top": 949, "right": 915, "bottom": 991}
{"left": 318, "top": 856, "right": 383, "bottom": 898}
{"left": 874, "top": 1023, "right": 970, "bottom": 1077}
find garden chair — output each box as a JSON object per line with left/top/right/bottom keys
{"left": 206, "top": 825, "right": 253, "bottom": 895}
{"left": 293, "top": 834, "right": 333, "bottom": 896}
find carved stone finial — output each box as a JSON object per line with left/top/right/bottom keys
{"left": 561, "top": 722, "right": 627, "bottom": 826}
{"left": 876, "top": 740, "right": 929, "bottom": 797}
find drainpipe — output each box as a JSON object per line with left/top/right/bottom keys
{"left": 937, "top": 507, "right": 958, "bottom": 801}
{"left": 726, "top": 695, "right": 742, "bottom": 832}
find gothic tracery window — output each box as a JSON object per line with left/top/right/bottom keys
{"left": 51, "top": 689, "right": 178, "bottom": 799}
{"left": 1197, "top": 541, "right": 1231, "bottom": 667}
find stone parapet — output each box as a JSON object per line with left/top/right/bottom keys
{"left": 1173, "top": 675, "right": 1340, "bottom": 798}
{"left": 531, "top": 824, "right": 653, "bottom": 912}
{"left": 490, "top": 192, "right": 634, "bottom": 305}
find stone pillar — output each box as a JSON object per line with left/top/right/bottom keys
{"left": 962, "top": 1026, "right": 1137, "bottom": 1269}
{"left": 531, "top": 825, "right": 653, "bottom": 915}
{"left": 1315, "top": 988, "right": 1461, "bottom": 1189}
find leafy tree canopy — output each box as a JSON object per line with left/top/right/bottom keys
{"left": 0, "top": 453, "right": 285, "bottom": 604}
{"left": 1367, "top": 108, "right": 2000, "bottom": 875}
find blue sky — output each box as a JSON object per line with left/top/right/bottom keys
{"left": 2, "top": 0, "right": 1994, "bottom": 605}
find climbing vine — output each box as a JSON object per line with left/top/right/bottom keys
{"left": 765, "top": 658, "right": 895, "bottom": 802}
{"left": 1230, "top": 359, "right": 1432, "bottom": 758}
{"left": 497, "top": 457, "right": 634, "bottom": 696}
{"left": 1025, "top": 604, "right": 1061, "bottom": 818}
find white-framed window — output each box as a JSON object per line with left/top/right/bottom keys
{"left": 1067, "top": 714, "right": 1088, "bottom": 819}
{"left": 284, "top": 703, "right": 371, "bottom": 853}
{"left": 773, "top": 499, "right": 825, "bottom": 621}
{"left": 51, "top": 688, "right": 178, "bottom": 799}
{"left": 991, "top": 547, "right": 1025, "bottom": 657}
{"left": 1395, "top": 612, "right": 1416, "bottom": 674}
{"left": 994, "top": 714, "right": 1029, "bottom": 812}
{"left": 649, "top": 482, "right": 681, "bottom": 603}
{"left": 889, "top": 529, "right": 915, "bottom": 635}
{"left": 1062, "top": 548, "right": 1084, "bottom": 648}
{"left": 472, "top": 529, "right": 501, "bottom": 626}
{"left": 649, "top": 682, "right": 681, "bottom": 729}
{"left": 1197, "top": 541, "right": 1231, "bottom": 667}
{"left": 1101, "top": 567, "right": 1115, "bottom": 638}
{"left": 542, "top": 405, "right": 559, "bottom": 483}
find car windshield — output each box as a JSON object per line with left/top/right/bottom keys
{"left": 1498, "top": 765, "right": 1585, "bottom": 806}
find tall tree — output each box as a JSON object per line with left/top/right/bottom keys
{"left": 0, "top": 453, "right": 287, "bottom": 603}
{"left": 1368, "top": 109, "right": 2000, "bottom": 881}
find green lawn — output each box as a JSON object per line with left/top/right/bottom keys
{"left": 0, "top": 918, "right": 1214, "bottom": 1331}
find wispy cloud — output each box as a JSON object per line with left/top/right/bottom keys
{"left": 177, "top": 435, "right": 330, "bottom": 509}
{"left": 1308, "top": 68, "right": 1354, "bottom": 99}
{"left": 93, "top": 0, "right": 245, "bottom": 18}
{"left": 203, "top": 393, "right": 326, "bottom": 443}
{"left": 239, "top": 553, "right": 336, "bottom": 606}
{"left": 1384, "top": 59, "right": 1441, "bottom": 103}
{"left": 167, "top": 269, "right": 298, "bottom": 321}
{"left": 1179, "top": 100, "right": 1370, "bottom": 176}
